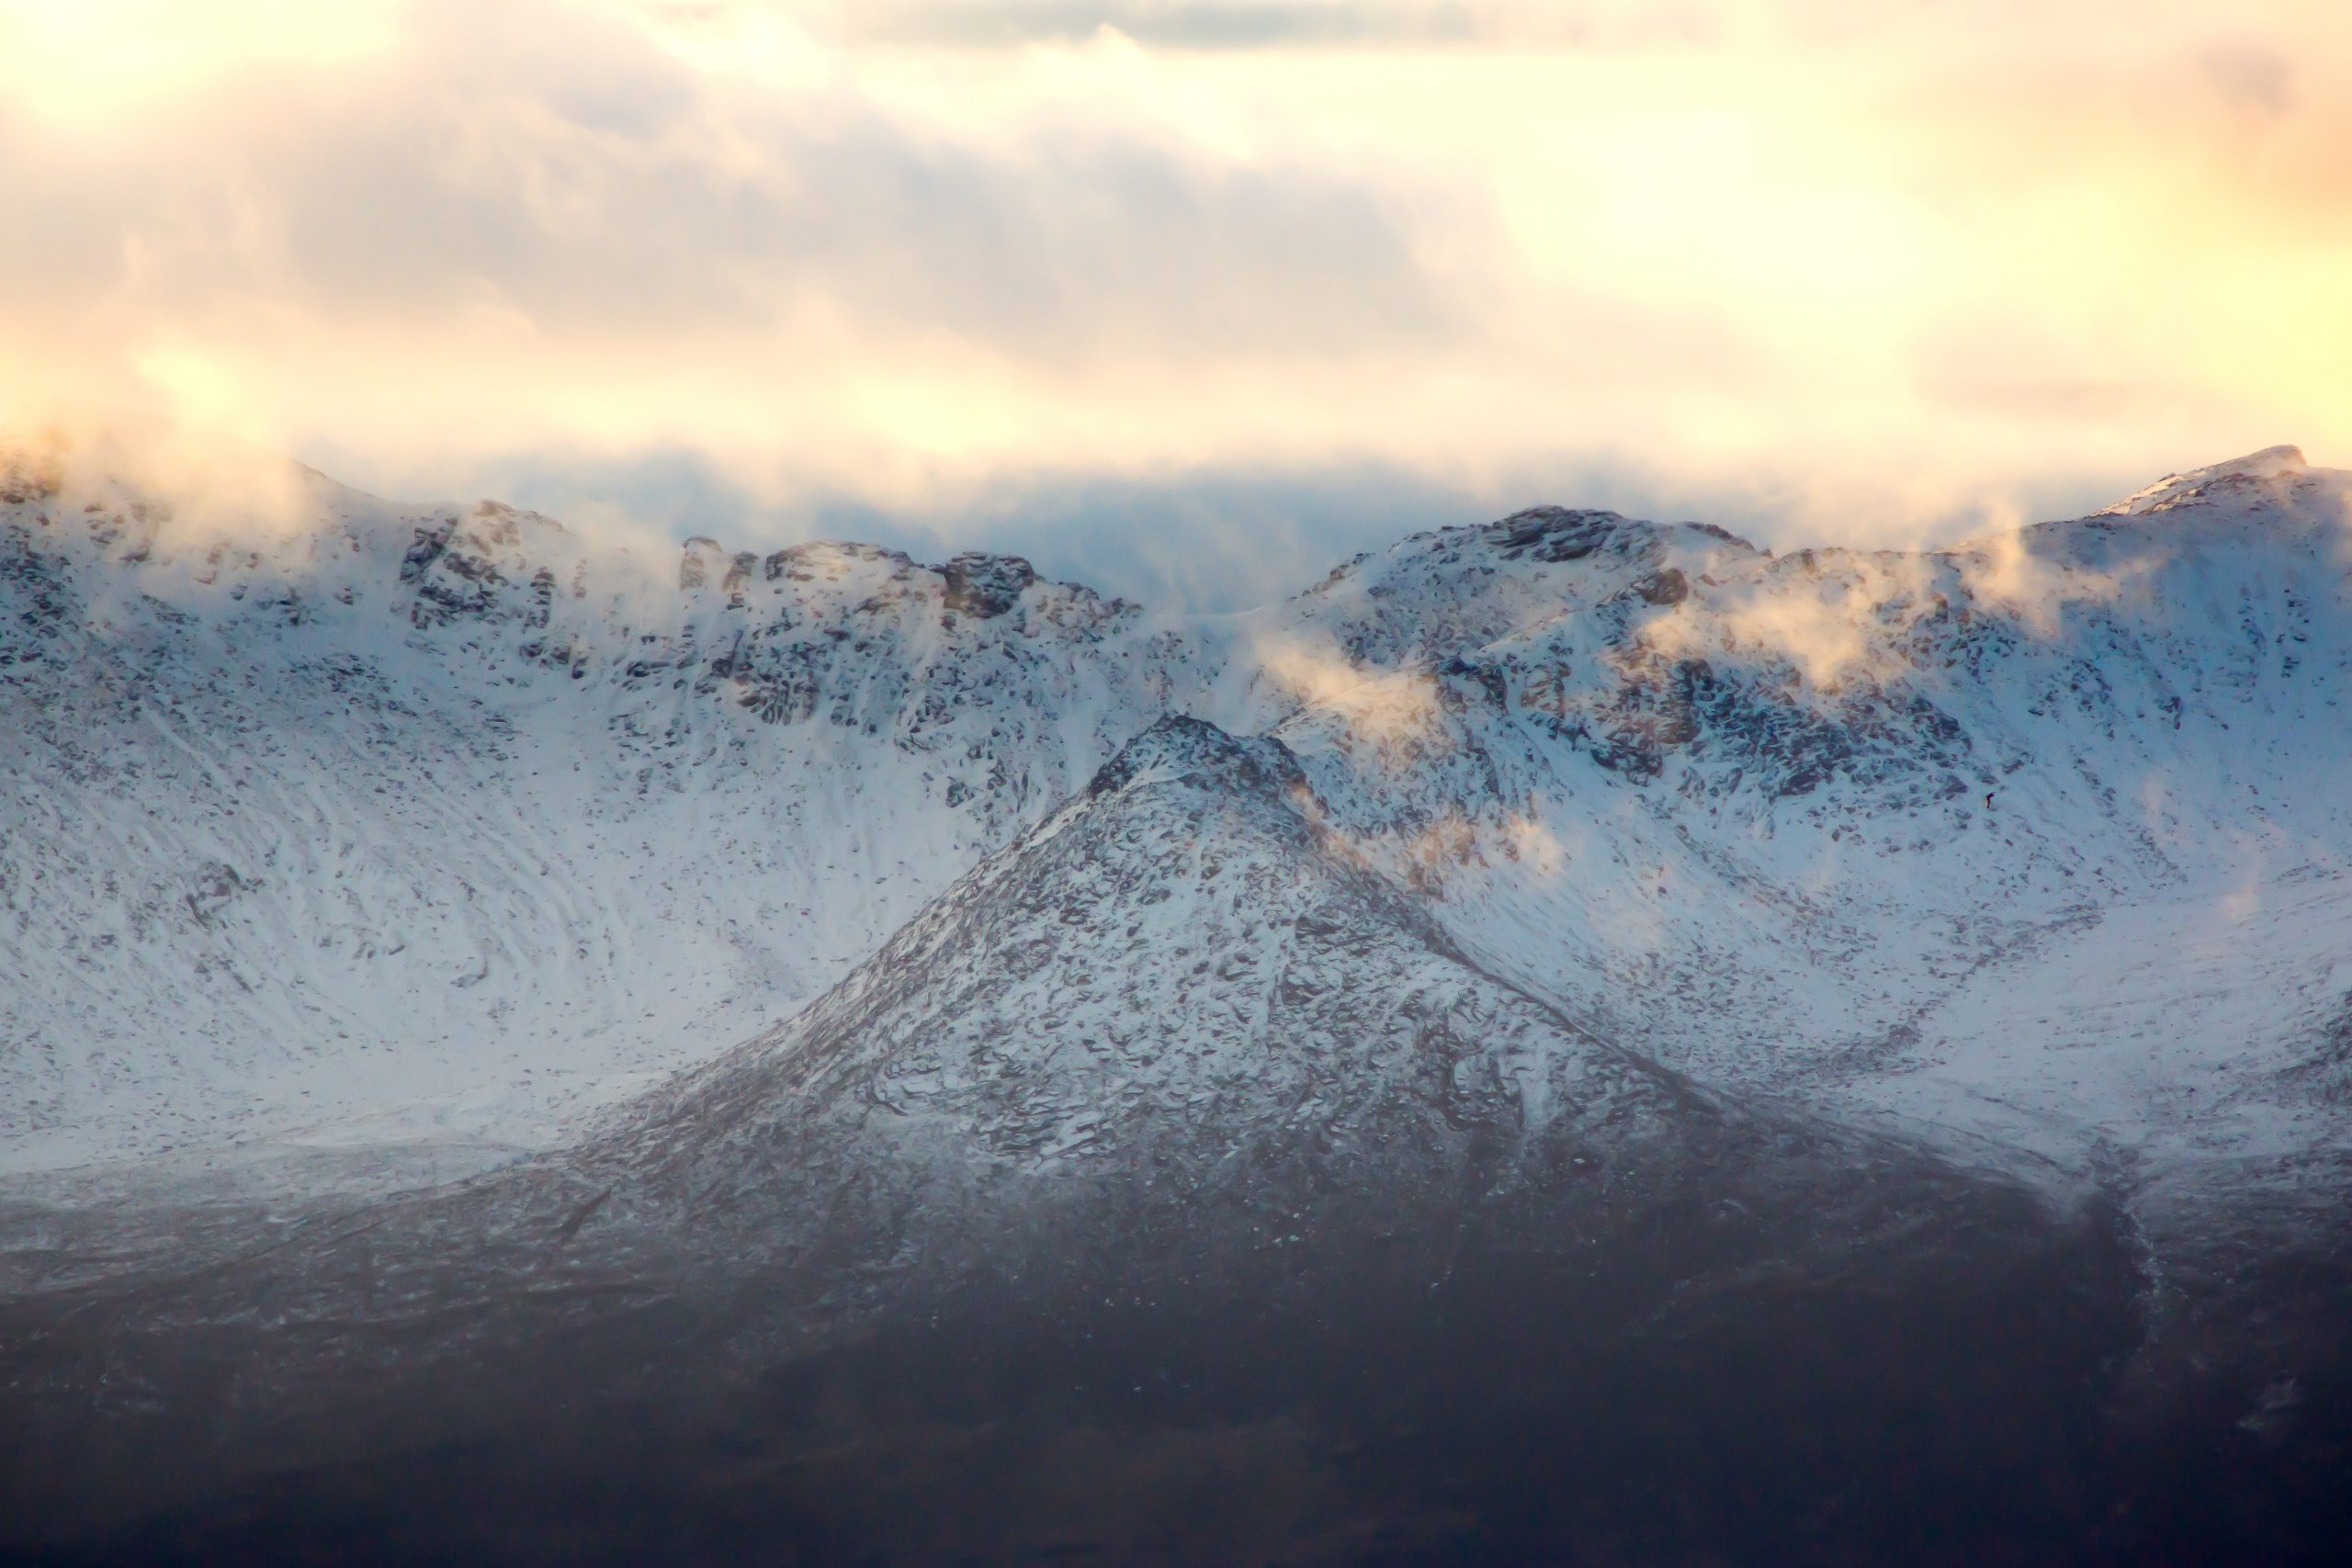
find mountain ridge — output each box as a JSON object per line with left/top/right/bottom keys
{"left": 4, "top": 444, "right": 2347, "bottom": 1235}
{"left": 3, "top": 706, "right": 2187, "bottom": 1562}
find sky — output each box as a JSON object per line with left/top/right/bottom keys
{"left": 2, "top": 0, "right": 2346, "bottom": 607}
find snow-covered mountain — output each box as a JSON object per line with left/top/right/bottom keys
{"left": 590, "top": 714, "right": 1818, "bottom": 1249}
{"left": 4, "top": 439, "right": 2348, "bottom": 1234}
{"left": 3, "top": 716, "right": 2146, "bottom": 1552}
{"left": 0, "top": 454, "right": 1215, "bottom": 1169}
{"left": 6, "top": 440, "right": 2351, "bottom": 1562}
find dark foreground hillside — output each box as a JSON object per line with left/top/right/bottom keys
{"left": 5, "top": 1183, "right": 2348, "bottom": 1567}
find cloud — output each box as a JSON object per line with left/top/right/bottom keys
{"left": 1256, "top": 634, "right": 1446, "bottom": 748}
{"left": 1, "top": 0, "right": 2346, "bottom": 575}
{"left": 834, "top": 0, "right": 1491, "bottom": 50}
{"left": 1639, "top": 547, "right": 1942, "bottom": 690}
{"left": 820, "top": 0, "right": 1706, "bottom": 51}
{"left": 425, "top": 450, "right": 1525, "bottom": 609}
{"left": 1635, "top": 489, "right": 2185, "bottom": 694}
{"left": 385, "top": 444, "right": 2134, "bottom": 614}
{"left": 2, "top": 0, "right": 1466, "bottom": 360}
{"left": 1953, "top": 521, "right": 2168, "bottom": 642}
{"left": 2196, "top": 37, "right": 2296, "bottom": 117}
{"left": 0, "top": 418, "right": 320, "bottom": 551}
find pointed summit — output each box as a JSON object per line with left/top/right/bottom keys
{"left": 1085, "top": 714, "right": 1307, "bottom": 800}
{"left": 589, "top": 702, "right": 1756, "bottom": 1244}
{"left": 2100, "top": 444, "right": 2308, "bottom": 516}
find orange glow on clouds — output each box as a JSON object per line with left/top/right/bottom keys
{"left": 1, "top": 0, "right": 2346, "bottom": 548}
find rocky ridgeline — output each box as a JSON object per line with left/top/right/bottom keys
{"left": 3, "top": 446, "right": 2349, "bottom": 1185}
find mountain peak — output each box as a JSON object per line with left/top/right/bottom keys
{"left": 2099, "top": 444, "right": 2309, "bottom": 516}
{"left": 1481, "top": 506, "right": 1636, "bottom": 563}
{"left": 936, "top": 551, "right": 1037, "bottom": 618}
{"left": 1086, "top": 715, "right": 1307, "bottom": 801}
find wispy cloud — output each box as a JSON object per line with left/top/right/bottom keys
{"left": 819, "top": 0, "right": 1685, "bottom": 51}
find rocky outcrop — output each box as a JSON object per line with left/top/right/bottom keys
{"left": 937, "top": 551, "right": 1037, "bottom": 619}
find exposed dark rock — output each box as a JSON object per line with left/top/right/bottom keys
{"left": 0, "top": 450, "right": 62, "bottom": 505}
{"left": 722, "top": 552, "right": 757, "bottom": 606}
{"left": 678, "top": 537, "right": 726, "bottom": 592}
{"left": 1685, "top": 520, "right": 1764, "bottom": 553}
{"left": 1485, "top": 507, "right": 1626, "bottom": 563}
{"left": 399, "top": 521, "right": 454, "bottom": 585}
{"left": 1442, "top": 656, "right": 1510, "bottom": 707}
{"left": 1085, "top": 715, "right": 1306, "bottom": 800}
{"left": 939, "top": 553, "right": 1037, "bottom": 619}
{"left": 1633, "top": 567, "right": 1690, "bottom": 606}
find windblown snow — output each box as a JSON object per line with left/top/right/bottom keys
{"left": 3, "top": 441, "right": 2348, "bottom": 1222}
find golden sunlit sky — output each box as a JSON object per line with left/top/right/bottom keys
{"left": 3, "top": 0, "right": 2346, "bottom": 604}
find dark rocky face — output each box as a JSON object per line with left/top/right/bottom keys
{"left": 9, "top": 1156, "right": 2346, "bottom": 1567}
{"left": 940, "top": 552, "right": 1038, "bottom": 619}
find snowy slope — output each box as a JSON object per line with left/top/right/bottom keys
{"left": 0, "top": 451, "right": 1217, "bottom": 1169}
{"left": 6, "top": 719, "right": 2158, "bottom": 1553}
{"left": 593, "top": 715, "right": 1723, "bottom": 1215}
{"left": 3, "top": 438, "right": 2348, "bottom": 1215}
{"left": 0, "top": 718, "right": 2071, "bottom": 1345}
{"left": 1261, "top": 447, "right": 2352, "bottom": 1196}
